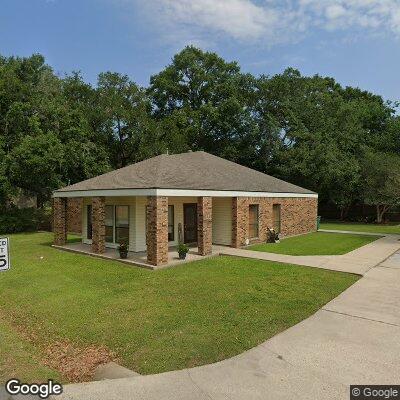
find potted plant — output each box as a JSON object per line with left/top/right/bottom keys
{"left": 177, "top": 242, "right": 189, "bottom": 260}
{"left": 118, "top": 242, "right": 129, "bottom": 259}
{"left": 266, "top": 227, "right": 276, "bottom": 243}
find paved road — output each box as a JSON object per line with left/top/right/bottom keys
{"left": 56, "top": 237, "right": 400, "bottom": 400}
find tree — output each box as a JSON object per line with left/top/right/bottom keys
{"left": 361, "top": 151, "right": 400, "bottom": 223}
{"left": 148, "top": 46, "right": 261, "bottom": 167}
{"left": 96, "top": 72, "right": 159, "bottom": 168}
{"left": 7, "top": 133, "right": 64, "bottom": 208}
{"left": 255, "top": 69, "right": 366, "bottom": 211}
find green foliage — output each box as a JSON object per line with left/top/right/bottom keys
{"left": 0, "top": 208, "right": 43, "bottom": 234}
{"left": 361, "top": 151, "right": 400, "bottom": 222}
{"left": 177, "top": 242, "right": 189, "bottom": 254}
{"left": 0, "top": 49, "right": 398, "bottom": 214}
{"left": 7, "top": 132, "right": 64, "bottom": 206}
{"left": 149, "top": 46, "right": 260, "bottom": 165}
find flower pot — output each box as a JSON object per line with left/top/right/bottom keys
{"left": 119, "top": 251, "right": 128, "bottom": 259}
{"left": 178, "top": 252, "right": 187, "bottom": 260}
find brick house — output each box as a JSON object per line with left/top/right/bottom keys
{"left": 53, "top": 151, "right": 318, "bottom": 266}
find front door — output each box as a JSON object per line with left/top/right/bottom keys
{"left": 183, "top": 203, "right": 198, "bottom": 244}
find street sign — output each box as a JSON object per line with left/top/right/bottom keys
{"left": 0, "top": 237, "right": 10, "bottom": 272}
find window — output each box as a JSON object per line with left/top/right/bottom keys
{"left": 249, "top": 204, "right": 259, "bottom": 238}
{"left": 168, "top": 205, "right": 174, "bottom": 241}
{"left": 87, "top": 205, "right": 92, "bottom": 239}
{"left": 105, "top": 205, "right": 114, "bottom": 243}
{"left": 115, "top": 206, "right": 129, "bottom": 244}
{"left": 273, "top": 204, "right": 281, "bottom": 233}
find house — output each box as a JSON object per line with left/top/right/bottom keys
{"left": 53, "top": 151, "right": 318, "bottom": 266}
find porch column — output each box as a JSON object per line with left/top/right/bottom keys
{"left": 197, "top": 197, "right": 212, "bottom": 256}
{"left": 53, "top": 197, "right": 67, "bottom": 245}
{"left": 91, "top": 196, "right": 106, "bottom": 254}
{"left": 146, "top": 196, "right": 168, "bottom": 266}
{"left": 232, "top": 197, "right": 247, "bottom": 248}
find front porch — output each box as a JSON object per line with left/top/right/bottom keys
{"left": 53, "top": 195, "right": 236, "bottom": 267}
{"left": 54, "top": 241, "right": 226, "bottom": 270}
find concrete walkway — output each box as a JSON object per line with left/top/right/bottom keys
{"left": 220, "top": 234, "right": 400, "bottom": 275}
{"left": 55, "top": 236, "right": 400, "bottom": 400}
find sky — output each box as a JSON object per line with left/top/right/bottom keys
{"left": 1, "top": 0, "right": 400, "bottom": 102}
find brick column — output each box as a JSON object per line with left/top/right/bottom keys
{"left": 197, "top": 197, "right": 212, "bottom": 256}
{"left": 232, "top": 197, "right": 247, "bottom": 248}
{"left": 146, "top": 196, "right": 168, "bottom": 266}
{"left": 91, "top": 197, "right": 106, "bottom": 254}
{"left": 53, "top": 197, "right": 67, "bottom": 245}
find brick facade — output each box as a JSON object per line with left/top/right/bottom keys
{"left": 91, "top": 197, "right": 106, "bottom": 254}
{"left": 197, "top": 197, "right": 212, "bottom": 256}
{"left": 146, "top": 196, "right": 168, "bottom": 266}
{"left": 53, "top": 197, "right": 67, "bottom": 246}
{"left": 232, "top": 197, "right": 318, "bottom": 248}
{"left": 66, "top": 198, "right": 83, "bottom": 234}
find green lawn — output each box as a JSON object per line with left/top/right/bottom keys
{"left": 248, "top": 231, "right": 380, "bottom": 255}
{"left": 320, "top": 221, "right": 400, "bottom": 235}
{"left": 0, "top": 232, "right": 359, "bottom": 383}
{"left": 0, "top": 316, "right": 60, "bottom": 383}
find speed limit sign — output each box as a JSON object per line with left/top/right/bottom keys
{"left": 0, "top": 238, "right": 10, "bottom": 272}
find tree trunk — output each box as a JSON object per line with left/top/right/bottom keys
{"left": 340, "top": 205, "right": 350, "bottom": 221}
{"left": 376, "top": 205, "right": 382, "bottom": 223}
{"left": 376, "top": 205, "right": 389, "bottom": 223}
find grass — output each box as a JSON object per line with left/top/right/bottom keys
{"left": 0, "top": 316, "right": 60, "bottom": 383}
{"left": 0, "top": 232, "right": 359, "bottom": 382}
{"left": 248, "top": 231, "right": 380, "bottom": 255}
{"left": 320, "top": 221, "right": 400, "bottom": 235}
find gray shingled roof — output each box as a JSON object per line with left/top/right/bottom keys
{"left": 56, "top": 151, "right": 315, "bottom": 194}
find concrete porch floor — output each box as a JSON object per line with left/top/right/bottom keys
{"left": 53, "top": 242, "right": 227, "bottom": 270}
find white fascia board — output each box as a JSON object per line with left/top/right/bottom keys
{"left": 53, "top": 188, "right": 318, "bottom": 199}
{"left": 53, "top": 189, "right": 157, "bottom": 198}
{"left": 157, "top": 189, "right": 317, "bottom": 198}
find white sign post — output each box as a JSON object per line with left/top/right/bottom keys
{"left": 0, "top": 237, "right": 10, "bottom": 272}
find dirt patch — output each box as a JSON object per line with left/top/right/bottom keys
{"left": 43, "top": 341, "right": 116, "bottom": 382}
{"left": 0, "top": 311, "right": 116, "bottom": 382}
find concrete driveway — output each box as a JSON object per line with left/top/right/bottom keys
{"left": 56, "top": 237, "right": 400, "bottom": 400}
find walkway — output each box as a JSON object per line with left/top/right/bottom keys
{"left": 220, "top": 234, "right": 400, "bottom": 275}
{"left": 56, "top": 235, "right": 400, "bottom": 400}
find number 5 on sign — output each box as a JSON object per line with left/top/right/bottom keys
{"left": 0, "top": 238, "right": 10, "bottom": 272}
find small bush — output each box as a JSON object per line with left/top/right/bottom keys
{"left": 0, "top": 207, "right": 52, "bottom": 234}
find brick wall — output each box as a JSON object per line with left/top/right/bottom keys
{"left": 66, "top": 198, "right": 83, "bottom": 234}
{"left": 146, "top": 196, "right": 168, "bottom": 266}
{"left": 197, "top": 197, "right": 212, "bottom": 256}
{"left": 232, "top": 197, "right": 318, "bottom": 248}
{"left": 91, "top": 197, "right": 106, "bottom": 254}
{"left": 53, "top": 197, "right": 67, "bottom": 246}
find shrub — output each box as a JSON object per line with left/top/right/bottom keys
{"left": 0, "top": 207, "right": 52, "bottom": 234}
{"left": 177, "top": 242, "right": 189, "bottom": 254}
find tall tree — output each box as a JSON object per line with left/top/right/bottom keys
{"left": 148, "top": 46, "right": 262, "bottom": 166}
{"left": 97, "top": 72, "right": 161, "bottom": 168}
{"left": 254, "top": 68, "right": 398, "bottom": 216}
{"left": 361, "top": 151, "right": 400, "bottom": 223}
{"left": 7, "top": 133, "right": 64, "bottom": 207}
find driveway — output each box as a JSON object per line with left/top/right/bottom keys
{"left": 56, "top": 238, "right": 400, "bottom": 400}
